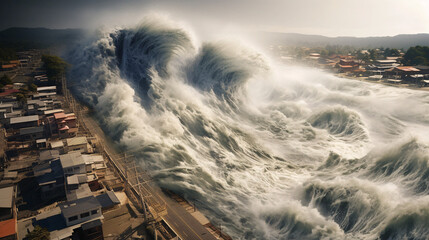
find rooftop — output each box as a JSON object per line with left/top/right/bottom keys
{"left": 37, "top": 86, "right": 56, "bottom": 91}
{"left": 0, "top": 186, "right": 13, "bottom": 208}
{"left": 39, "top": 150, "right": 60, "bottom": 162}
{"left": 60, "top": 196, "right": 101, "bottom": 218}
{"left": 66, "top": 137, "right": 88, "bottom": 147}
{"left": 82, "top": 154, "right": 104, "bottom": 165}
{"left": 0, "top": 218, "right": 16, "bottom": 238}
{"left": 67, "top": 174, "right": 88, "bottom": 186}
{"left": 44, "top": 109, "right": 64, "bottom": 115}
{"left": 60, "top": 151, "right": 85, "bottom": 169}
{"left": 66, "top": 184, "right": 92, "bottom": 201}
{"left": 0, "top": 103, "right": 13, "bottom": 108}
{"left": 10, "top": 115, "right": 39, "bottom": 125}
{"left": 54, "top": 112, "right": 67, "bottom": 120}
{"left": 50, "top": 140, "right": 64, "bottom": 149}
{"left": 394, "top": 66, "right": 420, "bottom": 72}
{"left": 35, "top": 160, "right": 64, "bottom": 186}
{"left": 0, "top": 89, "right": 19, "bottom": 97}
{"left": 19, "top": 126, "right": 44, "bottom": 135}
{"left": 96, "top": 191, "right": 120, "bottom": 209}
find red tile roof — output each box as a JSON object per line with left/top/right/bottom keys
{"left": 54, "top": 112, "right": 67, "bottom": 120}
{"left": 395, "top": 66, "right": 420, "bottom": 72}
{"left": 0, "top": 89, "right": 19, "bottom": 97}
{"left": 0, "top": 218, "right": 16, "bottom": 238}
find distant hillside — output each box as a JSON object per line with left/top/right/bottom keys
{"left": 0, "top": 27, "right": 84, "bottom": 51}
{"left": 256, "top": 32, "right": 429, "bottom": 49}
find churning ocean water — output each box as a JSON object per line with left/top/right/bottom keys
{"left": 67, "top": 17, "right": 429, "bottom": 240}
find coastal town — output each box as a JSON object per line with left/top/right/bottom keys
{"left": 0, "top": 51, "right": 228, "bottom": 240}
{"left": 272, "top": 45, "right": 429, "bottom": 88}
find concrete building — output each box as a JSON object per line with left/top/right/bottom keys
{"left": 50, "top": 113, "right": 78, "bottom": 139}
{"left": 50, "top": 140, "right": 65, "bottom": 154}
{"left": 9, "top": 115, "right": 39, "bottom": 129}
{"left": 34, "top": 160, "right": 65, "bottom": 201}
{"left": 39, "top": 150, "right": 60, "bottom": 164}
{"left": 60, "top": 152, "right": 86, "bottom": 176}
{"left": 0, "top": 186, "right": 15, "bottom": 221}
{"left": 18, "top": 197, "right": 103, "bottom": 240}
{"left": 60, "top": 196, "right": 102, "bottom": 227}
{"left": 66, "top": 137, "right": 90, "bottom": 153}
{"left": 37, "top": 86, "right": 56, "bottom": 94}
{"left": 0, "top": 103, "right": 13, "bottom": 113}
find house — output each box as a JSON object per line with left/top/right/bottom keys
{"left": 9, "top": 115, "right": 39, "bottom": 129}
{"left": 0, "top": 103, "right": 13, "bottom": 113}
{"left": 32, "top": 92, "right": 56, "bottom": 100}
{"left": 34, "top": 160, "right": 65, "bottom": 201}
{"left": 0, "top": 218, "right": 17, "bottom": 240}
{"left": 60, "top": 151, "right": 86, "bottom": 176}
{"left": 15, "top": 126, "right": 45, "bottom": 142}
{"left": 82, "top": 154, "right": 106, "bottom": 172}
{"left": 337, "top": 59, "right": 361, "bottom": 73}
{"left": 50, "top": 140, "right": 65, "bottom": 154}
{"left": 18, "top": 197, "right": 103, "bottom": 240}
{"left": 36, "top": 138, "right": 47, "bottom": 149}
{"left": 60, "top": 196, "right": 102, "bottom": 227}
{"left": 53, "top": 113, "right": 78, "bottom": 139}
{"left": 66, "top": 137, "right": 90, "bottom": 153}
{"left": 66, "top": 183, "right": 92, "bottom": 201}
{"left": 26, "top": 100, "right": 46, "bottom": 115}
{"left": 0, "top": 186, "right": 17, "bottom": 240}
{"left": 0, "top": 186, "right": 15, "bottom": 221}
{"left": 37, "top": 86, "right": 56, "bottom": 94}
{"left": 95, "top": 191, "right": 120, "bottom": 211}
{"left": 385, "top": 66, "right": 421, "bottom": 82}
{"left": 0, "top": 64, "right": 17, "bottom": 72}
{"left": 39, "top": 150, "right": 60, "bottom": 164}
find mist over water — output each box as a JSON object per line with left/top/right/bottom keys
{"left": 67, "top": 17, "right": 429, "bottom": 239}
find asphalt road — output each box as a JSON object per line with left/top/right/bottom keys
{"left": 81, "top": 113, "right": 217, "bottom": 240}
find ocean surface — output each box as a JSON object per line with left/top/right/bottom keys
{"left": 67, "top": 18, "right": 429, "bottom": 239}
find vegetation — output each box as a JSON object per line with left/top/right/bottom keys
{"left": 402, "top": 46, "right": 429, "bottom": 66}
{"left": 0, "top": 74, "right": 12, "bottom": 89}
{"left": 25, "top": 225, "right": 50, "bottom": 240}
{"left": 0, "top": 48, "right": 17, "bottom": 63}
{"left": 28, "top": 83, "right": 37, "bottom": 92}
{"left": 41, "top": 55, "right": 68, "bottom": 93}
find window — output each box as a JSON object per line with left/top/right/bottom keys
{"left": 68, "top": 215, "right": 78, "bottom": 222}
{"left": 73, "top": 167, "right": 80, "bottom": 171}
{"left": 91, "top": 210, "right": 98, "bottom": 215}
{"left": 80, "top": 212, "right": 90, "bottom": 218}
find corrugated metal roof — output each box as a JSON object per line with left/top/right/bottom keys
{"left": 0, "top": 186, "right": 13, "bottom": 208}
{"left": 37, "top": 86, "right": 56, "bottom": 91}
{"left": 96, "top": 191, "right": 120, "bottom": 209}
{"left": 66, "top": 137, "right": 87, "bottom": 147}
{"left": 60, "top": 196, "right": 100, "bottom": 218}
{"left": 19, "top": 126, "right": 44, "bottom": 135}
{"left": 60, "top": 151, "right": 85, "bottom": 169}
{"left": 50, "top": 140, "right": 64, "bottom": 149}
{"left": 10, "top": 115, "right": 39, "bottom": 124}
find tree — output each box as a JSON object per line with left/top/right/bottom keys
{"left": 25, "top": 225, "right": 50, "bottom": 240}
{"left": 28, "top": 83, "right": 37, "bottom": 92}
{"left": 402, "top": 46, "right": 429, "bottom": 66}
{"left": 15, "top": 93, "right": 26, "bottom": 105}
{"left": 41, "top": 55, "right": 68, "bottom": 93}
{"left": 0, "top": 74, "right": 12, "bottom": 86}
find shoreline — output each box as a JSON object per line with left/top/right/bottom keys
{"left": 333, "top": 72, "right": 429, "bottom": 92}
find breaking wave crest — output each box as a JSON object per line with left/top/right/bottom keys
{"left": 308, "top": 107, "right": 368, "bottom": 141}
{"left": 67, "top": 16, "right": 429, "bottom": 239}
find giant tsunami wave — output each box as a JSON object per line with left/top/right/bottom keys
{"left": 67, "top": 18, "right": 429, "bottom": 239}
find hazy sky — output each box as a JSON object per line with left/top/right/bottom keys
{"left": 2, "top": 0, "right": 429, "bottom": 37}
